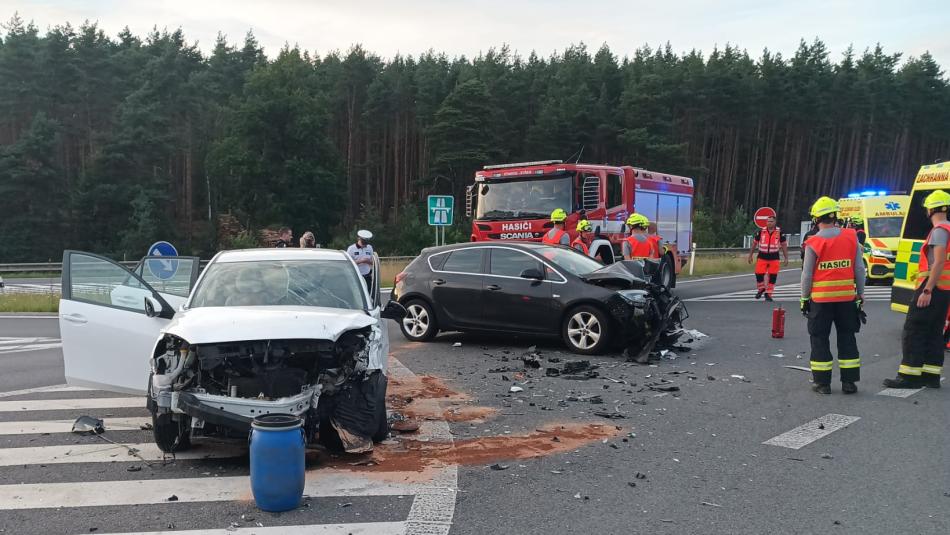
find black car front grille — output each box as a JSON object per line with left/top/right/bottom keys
{"left": 870, "top": 265, "right": 893, "bottom": 277}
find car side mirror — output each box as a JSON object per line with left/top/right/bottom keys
{"left": 520, "top": 268, "right": 544, "bottom": 280}
{"left": 144, "top": 295, "right": 164, "bottom": 318}
{"left": 381, "top": 300, "right": 408, "bottom": 320}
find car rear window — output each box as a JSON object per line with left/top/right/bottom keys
{"left": 441, "top": 249, "right": 483, "bottom": 274}
{"left": 490, "top": 248, "right": 540, "bottom": 277}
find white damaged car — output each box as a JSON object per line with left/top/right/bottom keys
{"left": 59, "top": 248, "right": 406, "bottom": 453}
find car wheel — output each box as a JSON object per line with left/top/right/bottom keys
{"left": 562, "top": 305, "right": 610, "bottom": 355}
{"left": 659, "top": 256, "right": 675, "bottom": 289}
{"left": 400, "top": 299, "right": 438, "bottom": 341}
{"left": 148, "top": 373, "right": 192, "bottom": 452}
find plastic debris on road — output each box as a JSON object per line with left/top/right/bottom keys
{"left": 71, "top": 415, "right": 105, "bottom": 435}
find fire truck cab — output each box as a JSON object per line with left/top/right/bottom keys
{"left": 466, "top": 160, "right": 694, "bottom": 287}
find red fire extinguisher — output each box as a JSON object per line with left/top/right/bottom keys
{"left": 772, "top": 306, "right": 785, "bottom": 338}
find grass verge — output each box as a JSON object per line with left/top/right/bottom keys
{"left": 379, "top": 260, "right": 411, "bottom": 288}
{"left": 0, "top": 293, "right": 59, "bottom": 313}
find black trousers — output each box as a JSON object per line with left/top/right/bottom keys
{"left": 808, "top": 300, "right": 861, "bottom": 384}
{"left": 899, "top": 286, "right": 949, "bottom": 379}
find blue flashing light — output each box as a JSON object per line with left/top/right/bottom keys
{"left": 847, "top": 193, "right": 861, "bottom": 198}
{"left": 877, "top": 190, "right": 887, "bottom": 196}
{"left": 847, "top": 189, "right": 890, "bottom": 198}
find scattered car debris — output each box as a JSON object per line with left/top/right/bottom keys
{"left": 521, "top": 355, "right": 541, "bottom": 369}
{"left": 635, "top": 472, "right": 647, "bottom": 479}
{"left": 139, "top": 422, "right": 153, "bottom": 431}
{"left": 784, "top": 365, "right": 811, "bottom": 372}
{"left": 490, "top": 463, "right": 509, "bottom": 470}
{"left": 453, "top": 342, "right": 462, "bottom": 347}
{"left": 701, "top": 501, "right": 722, "bottom": 507}
{"left": 167, "top": 495, "right": 179, "bottom": 502}
{"left": 126, "top": 465, "right": 142, "bottom": 472}
{"left": 509, "top": 386, "right": 524, "bottom": 393}
{"left": 71, "top": 416, "right": 105, "bottom": 435}
{"left": 391, "top": 420, "right": 420, "bottom": 433}
{"left": 545, "top": 368, "right": 561, "bottom": 377}
{"left": 820, "top": 453, "right": 834, "bottom": 459}
{"left": 593, "top": 411, "right": 627, "bottom": 420}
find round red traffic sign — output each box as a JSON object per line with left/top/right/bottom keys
{"left": 753, "top": 207, "right": 777, "bottom": 229}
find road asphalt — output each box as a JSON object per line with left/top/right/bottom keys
{"left": 0, "top": 272, "right": 946, "bottom": 534}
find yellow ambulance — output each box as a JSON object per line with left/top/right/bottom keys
{"left": 891, "top": 162, "right": 950, "bottom": 313}
{"left": 838, "top": 192, "right": 909, "bottom": 283}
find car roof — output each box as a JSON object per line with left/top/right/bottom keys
{"left": 213, "top": 248, "right": 351, "bottom": 263}
{"left": 423, "top": 241, "right": 549, "bottom": 254}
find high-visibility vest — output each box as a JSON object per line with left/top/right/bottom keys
{"left": 807, "top": 228, "right": 858, "bottom": 302}
{"left": 756, "top": 228, "right": 782, "bottom": 254}
{"left": 571, "top": 238, "right": 589, "bottom": 255}
{"left": 648, "top": 235, "right": 664, "bottom": 257}
{"left": 916, "top": 222, "right": 950, "bottom": 289}
{"left": 542, "top": 229, "right": 567, "bottom": 246}
{"left": 625, "top": 235, "right": 657, "bottom": 259}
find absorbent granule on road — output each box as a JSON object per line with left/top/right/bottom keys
{"left": 761, "top": 413, "right": 860, "bottom": 449}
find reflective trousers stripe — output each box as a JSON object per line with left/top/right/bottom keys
{"left": 838, "top": 358, "right": 861, "bottom": 369}
{"left": 810, "top": 361, "right": 834, "bottom": 371}
{"left": 812, "top": 279, "right": 856, "bottom": 287}
{"left": 899, "top": 364, "right": 922, "bottom": 376}
{"left": 812, "top": 290, "right": 857, "bottom": 302}
{"left": 922, "top": 364, "right": 943, "bottom": 375}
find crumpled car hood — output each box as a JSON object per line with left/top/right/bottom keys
{"left": 162, "top": 306, "right": 377, "bottom": 344}
{"left": 580, "top": 260, "right": 658, "bottom": 289}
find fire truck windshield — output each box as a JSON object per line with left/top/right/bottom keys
{"left": 476, "top": 175, "right": 574, "bottom": 220}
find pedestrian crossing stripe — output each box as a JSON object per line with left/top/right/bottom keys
{"left": 687, "top": 283, "right": 892, "bottom": 302}
{"left": 0, "top": 337, "right": 62, "bottom": 354}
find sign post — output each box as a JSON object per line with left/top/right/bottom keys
{"left": 146, "top": 241, "right": 179, "bottom": 280}
{"left": 427, "top": 195, "right": 454, "bottom": 246}
{"left": 753, "top": 207, "right": 777, "bottom": 229}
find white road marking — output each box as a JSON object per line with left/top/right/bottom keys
{"left": 0, "top": 384, "right": 90, "bottom": 398}
{"left": 762, "top": 413, "right": 861, "bottom": 449}
{"left": 0, "top": 417, "right": 151, "bottom": 435}
{"left": 677, "top": 268, "right": 800, "bottom": 284}
{"left": 114, "top": 522, "right": 407, "bottom": 535}
{"left": 0, "top": 397, "right": 142, "bottom": 412}
{"left": 0, "top": 337, "right": 62, "bottom": 355}
{"left": 687, "top": 282, "right": 891, "bottom": 302}
{"left": 0, "top": 472, "right": 421, "bottom": 509}
{"left": 877, "top": 387, "right": 924, "bottom": 398}
{"left": 0, "top": 441, "right": 247, "bottom": 467}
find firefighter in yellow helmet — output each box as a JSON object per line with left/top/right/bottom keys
{"left": 883, "top": 190, "right": 950, "bottom": 388}
{"left": 800, "top": 196, "right": 865, "bottom": 394}
{"left": 623, "top": 214, "right": 658, "bottom": 260}
{"left": 571, "top": 219, "right": 592, "bottom": 254}
{"left": 542, "top": 208, "right": 570, "bottom": 246}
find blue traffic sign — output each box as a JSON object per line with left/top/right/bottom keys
{"left": 146, "top": 241, "right": 179, "bottom": 280}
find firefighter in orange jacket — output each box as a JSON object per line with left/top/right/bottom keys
{"left": 747, "top": 215, "right": 789, "bottom": 301}
{"left": 800, "top": 197, "right": 865, "bottom": 395}
{"left": 623, "top": 214, "right": 658, "bottom": 260}
{"left": 883, "top": 190, "right": 950, "bottom": 389}
{"left": 571, "top": 219, "right": 592, "bottom": 254}
{"left": 542, "top": 208, "right": 570, "bottom": 246}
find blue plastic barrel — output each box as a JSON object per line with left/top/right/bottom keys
{"left": 249, "top": 414, "right": 305, "bottom": 512}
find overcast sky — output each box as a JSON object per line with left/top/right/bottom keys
{"left": 6, "top": 1, "right": 950, "bottom": 67}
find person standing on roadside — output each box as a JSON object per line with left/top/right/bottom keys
{"left": 622, "top": 214, "right": 658, "bottom": 260}
{"left": 275, "top": 227, "right": 293, "bottom": 248}
{"left": 347, "top": 230, "right": 375, "bottom": 291}
{"left": 542, "top": 209, "right": 571, "bottom": 246}
{"left": 883, "top": 190, "right": 950, "bottom": 389}
{"left": 800, "top": 197, "right": 864, "bottom": 395}
{"left": 299, "top": 231, "right": 316, "bottom": 248}
{"left": 748, "top": 215, "right": 789, "bottom": 301}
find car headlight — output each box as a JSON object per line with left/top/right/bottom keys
{"left": 871, "top": 249, "right": 895, "bottom": 260}
{"left": 618, "top": 290, "right": 649, "bottom": 307}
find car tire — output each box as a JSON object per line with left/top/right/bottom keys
{"left": 659, "top": 255, "right": 675, "bottom": 289}
{"left": 147, "top": 373, "right": 192, "bottom": 453}
{"left": 562, "top": 305, "right": 611, "bottom": 355}
{"left": 400, "top": 299, "right": 438, "bottom": 341}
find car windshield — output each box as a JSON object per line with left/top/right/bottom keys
{"left": 189, "top": 259, "right": 366, "bottom": 310}
{"left": 535, "top": 246, "right": 604, "bottom": 276}
{"left": 476, "top": 175, "right": 574, "bottom": 220}
{"left": 866, "top": 216, "right": 903, "bottom": 238}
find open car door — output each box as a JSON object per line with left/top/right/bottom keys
{"left": 59, "top": 251, "right": 198, "bottom": 394}
{"left": 131, "top": 255, "right": 201, "bottom": 310}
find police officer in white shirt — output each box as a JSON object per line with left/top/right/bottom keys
{"left": 347, "top": 230, "right": 375, "bottom": 291}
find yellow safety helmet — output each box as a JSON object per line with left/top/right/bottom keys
{"left": 576, "top": 219, "right": 592, "bottom": 232}
{"left": 850, "top": 214, "right": 864, "bottom": 226}
{"left": 809, "top": 196, "right": 840, "bottom": 218}
{"left": 923, "top": 190, "right": 950, "bottom": 209}
{"left": 626, "top": 213, "right": 649, "bottom": 228}
{"left": 550, "top": 208, "right": 568, "bottom": 223}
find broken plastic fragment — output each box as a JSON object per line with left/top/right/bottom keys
{"left": 71, "top": 416, "right": 105, "bottom": 435}
{"left": 452, "top": 342, "right": 462, "bottom": 347}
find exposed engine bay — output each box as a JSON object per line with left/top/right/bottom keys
{"left": 583, "top": 260, "right": 688, "bottom": 362}
{"left": 148, "top": 326, "right": 387, "bottom": 454}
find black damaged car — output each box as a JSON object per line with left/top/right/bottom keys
{"left": 391, "top": 242, "right": 686, "bottom": 357}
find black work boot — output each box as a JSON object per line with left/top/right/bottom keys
{"left": 755, "top": 289, "right": 764, "bottom": 299}
{"left": 812, "top": 383, "right": 831, "bottom": 395}
{"left": 841, "top": 382, "right": 857, "bottom": 394}
{"left": 921, "top": 374, "right": 942, "bottom": 389}
{"left": 764, "top": 294, "right": 774, "bottom": 302}
{"left": 882, "top": 376, "right": 922, "bottom": 389}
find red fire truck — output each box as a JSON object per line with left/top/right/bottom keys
{"left": 466, "top": 160, "right": 695, "bottom": 287}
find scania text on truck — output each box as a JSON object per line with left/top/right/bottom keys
{"left": 465, "top": 160, "right": 694, "bottom": 287}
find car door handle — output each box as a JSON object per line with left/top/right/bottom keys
{"left": 61, "top": 313, "right": 87, "bottom": 324}
{"left": 486, "top": 284, "right": 501, "bottom": 291}
{"left": 433, "top": 279, "right": 446, "bottom": 285}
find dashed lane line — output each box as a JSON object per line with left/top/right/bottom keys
{"left": 762, "top": 413, "right": 861, "bottom": 449}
